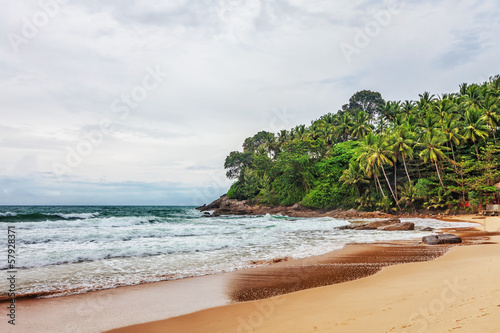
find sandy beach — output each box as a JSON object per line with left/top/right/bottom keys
{"left": 106, "top": 215, "right": 500, "bottom": 333}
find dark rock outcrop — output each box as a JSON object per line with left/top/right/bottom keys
{"left": 422, "top": 234, "right": 462, "bottom": 245}
{"left": 379, "top": 222, "right": 415, "bottom": 231}
{"left": 337, "top": 218, "right": 414, "bottom": 231}
{"left": 197, "top": 195, "right": 395, "bottom": 219}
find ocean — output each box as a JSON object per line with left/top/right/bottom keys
{"left": 0, "top": 206, "right": 478, "bottom": 299}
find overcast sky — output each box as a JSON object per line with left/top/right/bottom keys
{"left": 1, "top": 0, "right": 499, "bottom": 205}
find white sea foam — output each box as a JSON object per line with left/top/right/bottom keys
{"left": 0, "top": 211, "right": 17, "bottom": 217}
{"left": 56, "top": 212, "right": 100, "bottom": 219}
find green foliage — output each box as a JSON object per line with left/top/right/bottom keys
{"left": 376, "top": 196, "right": 397, "bottom": 213}
{"left": 270, "top": 152, "right": 313, "bottom": 206}
{"left": 355, "top": 189, "right": 377, "bottom": 211}
{"left": 224, "top": 151, "right": 253, "bottom": 180}
{"left": 227, "top": 181, "right": 244, "bottom": 200}
{"left": 226, "top": 183, "right": 238, "bottom": 199}
{"left": 414, "top": 178, "right": 433, "bottom": 200}
{"left": 424, "top": 187, "right": 453, "bottom": 210}
{"left": 301, "top": 184, "right": 344, "bottom": 209}
{"left": 397, "top": 181, "right": 418, "bottom": 212}
{"left": 223, "top": 79, "right": 500, "bottom": 211}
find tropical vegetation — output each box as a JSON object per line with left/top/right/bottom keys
{"left": 224, "top": 76, "right": 500, "bottom": 212}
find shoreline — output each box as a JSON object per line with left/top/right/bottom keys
{"left": 106, "top": 215, "right": 500, "bottom": 333}
{"left": 2, "top": 215, "right": 494, "bottom": 332}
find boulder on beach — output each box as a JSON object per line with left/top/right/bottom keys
{"left": 422, "top": 234, "right": 462, "bottom": 245}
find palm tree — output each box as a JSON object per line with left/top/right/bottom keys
{"left": 418, "top": 112, "right": 439, "bottom": 136}
{"left": 359, "top": 134, "right": 402, "bottom": 210}
{"left": 487, "top": 75, "right": 500, "bottom": 97}
{"left": 309, "top": 121, "right": 326, "bottom": 142}
{"left": 441, "top": 113, "right": 463, "bottom": 163}
{"left": 397, "top": 181, "right": 418, "bottom": 213}
{"left": 402, "top": 100, "right": 416, "bottom": 117}
{"left": 462, "top": 84, "right": 484, "bottom": 110}
{"left": 275, "top": 130, "right": 289, "bottom": 156}
{"left": 308, "top": 123, "right": 330, "bottom": 157}
{"left": 391, "top": 113, "right": 406, "bottom": 129}
{"left": 319, "top": 113, "right": 336, "bottom": 126}
{"left": 418, "top": 131, "right": 449, "bottom": 189}
{"left": 417, "top": 92, "right": 436, "bottom": 115}
{"left": 350, "top": 111, "right": 373, "bottom": 139}
{"left": 386, "top": 134, "right": 399, "bottom": 200}
{"left": 463, "top": 108, "right": 489, "bottom": 160}
{"left": 431, "top": 98, "right": 457, "bottom": 126}
{"left": 340, "top": 162, "right": 368, "bottom": 196}
{"left": 335, "top": 113, "right": 352, "bottom": 142}
{"left": 404, "top": 114, "right": 419, "bottom": 129}
{"left": 261, "top": 132, "right": 277, "bottom": 158}
{"left": 479, "top": 94, "right": 499, "bottom": 144}
{"left": 390, "top": 127, "right": 414, "bottom": 183}
{"left": 358, "top": 135, "right": 384, "bottom": 198}
{"left": 374, "top": 117, "right": 387, "bottom": 134}
{"left": 322, "top": 125, "right": 337, "bottom": 147}
{"left": 292, "top": 125, "right": 309, "bottom": 142}
{"left": 379, "top": 101, "right": 400, "bottom": 123}
{"left": 458, "top": 83, "right": 468, "bottom": 97}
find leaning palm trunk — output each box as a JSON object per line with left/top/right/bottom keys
{"left": 402, "top": 156, "right": 411, "bottom": 183}
{"left": 375, "top": 174, "right": 385, "bottom": 198}
{"left": 435, "top": 161, "right": 445, "bottom": 189}
{"left": 394, "top": 163, "right": 398, "bottom": 202}
{"left": 381, "top": 167, "right": 402, "bottom": 211}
